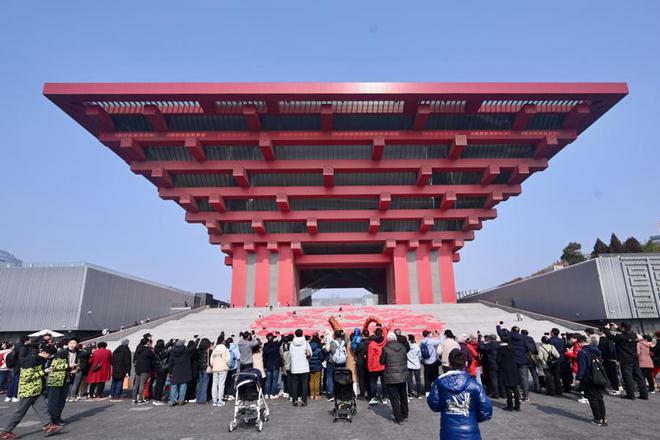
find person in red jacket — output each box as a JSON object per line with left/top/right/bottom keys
{"left": 466, "top": 334, "right": 481, "bottom": 381}
{"left": 367, "top": 324, "right": 390, "bottom": 405}
{"left": 564, "top": 335, "right": 588, "bottom": 403}
{"left": 86, "top": 342, "right": 112, "bottom": 399}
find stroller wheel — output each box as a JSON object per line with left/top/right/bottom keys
{"left": 257, "top": 420, "right": 264, "bottom": 432}
{"left": 228, "top": 421, "right": 236, "bottom": 432}
{"left": 264, "top": 415, "right": 269, "bottom": 422}
{"left": 347, "top": 415, "right": 352, "bottom": 423}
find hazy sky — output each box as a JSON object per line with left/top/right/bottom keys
{"left": 1, "top": 1, "right": 659, "bottom": 300}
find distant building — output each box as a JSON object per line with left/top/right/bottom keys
{"left": 0, "top": 262, "right": 195, "bottom": 339}
{"left": 460, "top": 254, "right": 660, "bottom": 332}
{"left": 0, "top": 250, "right": 22, "bottom": 267}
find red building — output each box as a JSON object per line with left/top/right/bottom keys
{"left": 44, "top": 82, "right": 627, "bottom": 306}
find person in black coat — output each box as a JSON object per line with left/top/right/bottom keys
{"left": 263, "top": 333, "right": 283, "bottom": 398}
{"left": 601, "top": 323, "right": 648, "bottom": 400}
{"left": 109, "top": 340, "right": 132, "bottom": 399}
{"left": 549, "top": 328, "right": 571, "bottom": 393}
{"left": 479, "top": 335, "right": 502, "bottom": 398}
{"left": 354, "top": 330, "right": 371, "bottom": 399}
{"left": 151, "top": 340, "right": 169, "bottom": 402}
{"left": 496, "top": 335, "right": 521, "bottom": 411}
{"left": 132, "top": 338, "right": 156, "bottom": 403}
{"left": 380, "top": 333, "right": 409, "bottom": 424}
{"left": 496, "top": 324, "right": 529, "bottom": 400}
{"left": 168, "top": 339, "right": 198, "bottom": 406}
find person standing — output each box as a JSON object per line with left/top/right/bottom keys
{"left": 601, "top": 323, "right": 648, "bottom": 400}
{"left": 537, "top": 336, "right": 560, "bottom": 396}
{"left": 521, "top": 330, "right": 540, "bottom": 393}
{"left": 367, "top": 327, "right": 389, "bottom": 405}
{"left": 151, "top": 339, "right": 169, "bottom": 404}
{"left": 0, "top": 337, "right": 62, "bottom": 438}
{"left": 406, "top": 334, "right": 424, "bottom": 399}
{"left": 262, "top": 333, "right": 283, "bottom": 399}
{"left": 597, "top": 329, "right": 621, "bottom": 395}
{"left": 86, "top": 342, "right": 112, "bottom": 399}
{"left": 439, "top": 330, "right": 461, "bottom": 374}
{"left": 326, "top": 329, "right": 347, "bottom": 402}
{"left": 549, "top": 328, "right": 571, "bottom": 393}
{"left": 132, "top": 338, "right": 155, "bottom": 404}
{"left": 496, "top": 324, "right": 529, "bottom": 401}
{"left": 496, "top": 335, "right": 521, "bottom": 411}
{"left": 195, "top": 338, "right": 212, "bottom": 404}
{"left": 380, "top": 333, "right": 409, "bottom": 424}
{"left": 308, "top": 333, "right": 324, "bottom": 400}
{"left": 421, "top": 330, "right": 443, "bottom": 394}
{"left": 167, "top": 339, "right": 196, "bottom": 407}
{"left": 224, "top": 338, "right": 240, "bottom": 401}
{"left": 637, "top": 334, "right": 656, "bottom": 393}
{"left": 210, "top": 336, "right": 230, "bottom": 406}
{"left": 478, "top": 335, "right": 502, "bottom": 399}
{"left": 289, "top": 329, "right": 311, "bottom": 407}
{"left": 238, "top": 332, "right": 259, "bottom": 370}
{"left": 109, "top": 340, "right": 131, "bottom": 401}
{"left": 46, "top": 337, "right": 78, "bottom": 426}
{"left": 576, "top": 335, "right": 608, "bottom": 426}
{"left": 427, "top": 350, "right": 492, "bottom": 440}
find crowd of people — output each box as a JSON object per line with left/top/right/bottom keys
{"left": 0, "top": 321, "right": 658, "bottom": 439}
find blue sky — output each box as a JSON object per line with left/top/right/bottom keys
{"left": 1, "top": 1, "right": 659, "bottom": 300}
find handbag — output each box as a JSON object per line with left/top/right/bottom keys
{"left": 92, "top": 363, "right": 102, "bottom": 372}
{"left": 206, "top": 350, "right": 213, "bottom": 374}
{"left": 122, "top": 376, "right": 130, "bottom": 390}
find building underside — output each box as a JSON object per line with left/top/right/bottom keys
{"left": 44, "top": 82, "right": 627, "bottom": 306}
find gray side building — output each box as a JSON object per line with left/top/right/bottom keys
{"left": 461, "top": 254, "right": 660, "bottom": 332}
{"left": 0, "top": 263, "right": 194, "bottom": 337}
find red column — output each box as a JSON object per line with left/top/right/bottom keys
{"left": 416, "top": 242, "right": 434, "bottom": 304}
{"left": 438, "top": 243, "right": 457, "bottom": 303}
{"left": 392, "top": 242, "right": 411, "bottom": 304}
{"left": 253, "top": 244, "right": 270, "bottom": 307}
{"left": 230, "top": 245, "right": 248, "bottom": 307}
{"left": 278, "top": 244, "right": 296, "bottom": 306}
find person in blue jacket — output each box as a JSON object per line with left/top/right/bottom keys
{"left": 427, "top": 349, "right": 493, "bottom": 440}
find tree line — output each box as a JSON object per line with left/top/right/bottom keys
{"left": 560, "top": 234, "right": 660, "bottom": 266}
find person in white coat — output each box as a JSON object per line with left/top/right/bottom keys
{"left": 289, "top": 329, "right": 311, "bottom": 406}
{"left": 407, "top": 335, "right": 424, "bottom": 398}
{"left": 210, "top": 336, "right": 231, "bottom": 406}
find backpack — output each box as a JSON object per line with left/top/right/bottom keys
{"left": 586, "top": 354, "right": 608, "bottom": 387}
{"left": 420, "top": 341, "right": 431, "bottom": 360}
{"left": 332, "top": 341, "right": 347, "bottom": 364}
{"left": 539, "top": 346, "right": 558, "bottom": 369}
{"left": 4, "top": 349, "right": 17, "bottom": 369}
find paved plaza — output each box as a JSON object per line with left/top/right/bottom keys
{"left": 1, "top": 391, "right": 657, "bottom": 440}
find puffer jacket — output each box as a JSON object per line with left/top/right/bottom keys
{"left": 367, "top": 329, "right": 389, "bottom": 372}
{"left": 289, "top": 336, "right": 311, "bottom": 374}
{"left": 576, "top": 345, "right": 602, "bottom": 383}
{"left": 380, "top": 341, "right": 408, "bottom": 384}
{"left": 407, "top": 343, "right": 422, "bottom": 370}
{"left": 427, "top": 370, "right": 492, "bottom": 440}
{"left": 637, "top": 340, "right": 654, "bottom": 369}
{"left": 133, "top": 344, "right": 156, "bottom": 375}
{"left": 478, "top": 340, "right": 499, "bottom": 373}
{"left": 496, "top": 326, "right": 528, "bottom": 366}
{"left": 309, "top": 341, "right": 324, "bottom": 372}
{"left": 210, "top": 344, "right": 231, "bottom": 372}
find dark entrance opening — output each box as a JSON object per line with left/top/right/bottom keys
{"left": 297, "top": 268, "right": 387, "bottom": 306}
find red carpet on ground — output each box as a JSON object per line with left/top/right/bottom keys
{"left": 251, "top": 306, "right": 445, "bottom": 337}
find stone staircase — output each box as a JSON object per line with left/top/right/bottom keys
{"left": 105, "top": 303, "right": 583, "bottom": 351}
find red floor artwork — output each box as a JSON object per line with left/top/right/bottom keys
{"left": 250, "top": 306, "right": 445, "bottom": 337}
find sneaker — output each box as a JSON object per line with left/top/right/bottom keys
{"left": 3, "top": 397, "right": 9, "bottom": 403}
{"left": 368, "top": 398, "right": 378, "bottom": 405}
{"left": 327, "top": 396, "right": 334, "bottom": 402}
{"left": 11, "top": 398, "right": 19, "bottom": 403}
{"left": 152, "top": 401, "right": 165, "bottom": 406}
{"left": 590, "top": 419, "right": 602, "bottom": 426}
{"left": 282, "top": 393, "right": 289, "bottom": 398}
{"left": 212, "top": 402, "right": 218, "bottom": 407}
{"left": 217, "top": 401, "right": 225, "bottom": 407}
{"left": 227, "top": 395, "right": 235, "bottom": 401}
{"left": 417, "top": 395, "right": 423, "bottom": 400}
{"left": 271, "top": 394, "right": 279, "bottom": 399}
{"left": 43, "top": 424, "right": 63, "bottom": 437}
{"left": 131, "top": 400, "right": 138, "bottom": 404}
{"left": 381, "top": 399, "right": 389, "bottom": 405}
{"left": 601, "top": 418, "right": 608, "bottom": 426}
{"left": 425, "top": 392, "right": 430, "bottom": 397}
{"left": 577, "top": 397, "right": 589, "bottom": 404}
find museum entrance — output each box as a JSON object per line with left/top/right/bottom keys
{"left": 297, "top": 267, "right": 388, "bottom": 306}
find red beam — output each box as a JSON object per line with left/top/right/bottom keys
{"left": 198, "top": 99, "right": 216, "bottom": 114}
{"left": 484, "top": 191, "right": 504, "bottom": 209}
{"left": 296, "top": 253, "right": 390, "bottom": 268}
{"left": 462, "top": 216, "right": 482, "bottom": 231}
{"left": 512, "top": 104, "right": 537, "bottom": 130}
{"left": 448, "top": 135, "right": 467, "bottom": 159}
{"left": 306, "top": 218, "right": 318, "bottom": 234}
{"left": 379, "top": 192, "right": 391, "bottom": 210}
{"left": 562, "top": 103, "right": 590, "bottom": 129}
{"left": 368, "top": 218, "right": 380, "bottom": 234}
{"left": 186, "top": 208, "right": 497, "bottom": 224}
{"left": 320, "top": 104, "right": 332, "bottom": 131}
{"left": 276, "top": 193, "right": 289, "bottom": 212}
{"left": 416, "top": 166, "right": 432, "bottom": 186}
{"left": 206, "top": 219, "right": 222, "bottom": 235}
{"left": 413, "top": 104, "right": 431, "bottom": 130}
{"left": 372, "top": 136, "right": 385, "bottom": 160}
{"left": 323, "top": 167, "right": 334, "bottom": 187}
{"left": 420, "top": 217, "right": 434, "bottom": 233}
{"left": 243, "top": 105, "right": 260, "bottom": 130}
{"left": 480, "top": 165, "right": 500, "bottom": 185}
{"left": 185, "top": 138, "right": 205, "bottom": 161}
{"left": 508, "top": 165, "right": 531, "bottom": 184}
{"left": 209, "top": 194, "right": 226, "bottom": 212}
{"left": 179, "top": 195, "right": 198, "bottom": 212}
{"left": 211, "top": 230, "right": 475, "bottom": 245}
{"left": 232, "top": 168, "right": 250, "bottom": 187}
{"left": 85, "top": 104, "right": 114, "bottom": 132}
{"left": 142, "top": 104, "right": 168, "bottom": 132}
{"left": 291, "top": 241, "right": 303, "bottom": 256}
{"left": 259, "top": 134, "right": 275, "bottom": 161}
{"left": 534, "top": 135, "right": 560, "bottom": 158}
{"left": 439, "top": 191, "right": 456, "bottom": 210}
{"left": 252, "top": 219, "right": 266, "bottom": 235}
{"left": 151, "top": 168, "right": 173, "bottom": 188}
{"left": 160, "top": 184, "right": 521, "bottom": 199}
{"left": 120, "top": 137, "right": 145, "bottom": 161}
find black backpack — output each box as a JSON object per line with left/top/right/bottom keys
{"left": 4, "top": 349, "right": 18, "bottom": 369}
{"left": 586, "top": 354, "right": 608, "bottom": 387}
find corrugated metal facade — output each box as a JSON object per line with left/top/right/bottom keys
{"left": 0, "top": 264, "right": 194, "bottom": 333}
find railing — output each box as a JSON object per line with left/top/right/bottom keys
{"left": 477, "top": 300, "right": 588, "bottom": 331}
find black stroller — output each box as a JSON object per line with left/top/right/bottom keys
{"left": 332, "top": 368, "right": 357, "bottom": 422}
{"left": 228, "top": 368, "right": 269, "bottom": 432}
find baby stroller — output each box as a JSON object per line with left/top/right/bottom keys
{"left": 332, "top": 368, "right": 357, "bottom": 422}
{"left": 228, "top": 368, "right": 270, "bottom": 432}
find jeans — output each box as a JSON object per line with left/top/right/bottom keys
{"left": 326, "top": 363, "right": 345, "bottom": 397}
{"left": 487, "top": 369, "right": 502, "bottom": 398}
{"left": 528, "top": 366, "right": 540, "bottom": 392}
{"left": 211, "top": 371, "right": 228, "bottom": 403}
{"left": 369, "top": 370, "right": 384, "bottom": 399}
{"left": 423, "top": 361, "right": 439, "bottom": 392}
{"left": 110, "top": 378, "right": 124, "bottom": 398}
{"left": 169, "top": 383, "right": 188, "bottom": 404}
{"left": 356, "top": 363, "right": 369, "bottom": 397}
{"left": 309, "top": 371, "right": 321, "bottom": 397}
{"left": 152, "top": 371, "right": 167, "bottom": 401}
{"left": 406, "top": 369, "right": 423, "bottom": 396}
{"left": 264, "top": 368, "right": 279, "bottom": 396}
{"left": 290, "top": 373, "right": 309, "bottom": 403}
{"left": 386, "top": 383, "right": 409, "bottom": 422}
{"left": 196, "top": 370, "right": 209, "bottom": 403}
{"left": 518, "top": 365, "right": 529, "bottom": 398}
{"left": 132, "top": 372, "right": 149, "bottom": 401}
{"left": 0, "top": 370, "right": 8, "bottom": 391}
{"left": 225, "top": 369, "right": 237, "bottom": 398}
{"left": 47, "top": 385, "right": 69, "bottom": 423}
{"left": 282, "top": 372, "right": 289, "bottom": 395}
{"left": 89, "top": 382, "right": 105, "bottom": 397}
{"left": 3, "top": 393, "right": 51, "bottom": 432}
{"left": 620, "top": 359, "right": 648, "bottom": 399}
{"left": 7, "top": 371, "right": 19, "bottom": 399}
